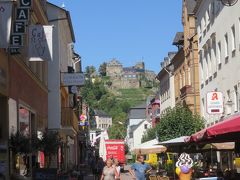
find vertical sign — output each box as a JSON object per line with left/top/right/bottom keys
{"left": 10, "top": 0, "right": 31, "bottom": 54}
{"left": 28, "top": 25, "right": 53, "bottom": 61}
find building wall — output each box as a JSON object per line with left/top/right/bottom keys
{"left": 133, "top": 121, "right": 151, "bottom": 149}
{"left": 182, "top": 0, "right": 201, "bottom": 114}
{"left": 159, "top": 72, "right": 174, "bottom": 114}
{"left": 47, "top": 4, "right": 74, "bottom": 129}
{"left": 196, "top": 0, "right": 240, "bottom": 126}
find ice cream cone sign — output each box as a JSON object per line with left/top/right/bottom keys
{"left": 175, "top": 153, "right": 193, "bottom": 180}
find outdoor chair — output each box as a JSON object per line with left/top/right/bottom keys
{"left": 149, "top": 175, "right": 158, "bottom": 180}
{"left": 157, "top": 176, "right": 170, "bottom": 180}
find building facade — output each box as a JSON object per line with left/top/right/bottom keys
{"left": 156, "top": 52, "right": 176, "bottom": 115}
{"left": 0, "top": 0, "right": 49, "bottom": 178}
{"left": 132, "top": 120, "right": 152, "bottom": 150}
{"left": 94, "top": 110, "right": 112, "bottom": 130}
{"left": 126, "top": 103, "right": 148, "bottom": 151}
{"left": 195, "top": 0, "right": 240, "bottom": 126}
{"left": 47, "top": 2, "right": 79, "bottom": 170}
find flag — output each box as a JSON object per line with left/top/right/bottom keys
{"left": 28, "top": 25, "right": 53, "bottom": 61}
{"left": 0, "top": 1, "right": 13, "bottom": 48}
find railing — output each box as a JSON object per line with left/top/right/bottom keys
{"left": 61, "top": 107, "right": 79, "bottom": 132}
{"left": 180, "top": 85, "right": 194, "bottom": 98}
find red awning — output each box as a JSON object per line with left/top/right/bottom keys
{"left": 188, "top": 113, "right": 240, "bottom": 143}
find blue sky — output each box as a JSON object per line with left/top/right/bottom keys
{"left": 48, "top": 0, "right": 183, "bottom": 73}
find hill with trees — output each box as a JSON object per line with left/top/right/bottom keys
{"left": 81, "top": 65, "right": 157, "bottom": 138}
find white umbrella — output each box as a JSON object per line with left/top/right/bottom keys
{"left": 133, "top": 145, "right": 167, "bottom": 154}
{"left": 99, "top": 132, "right": 107, "bottom": 161}
{"left": 133, "top": 139, "right": 167, "bottom": 154}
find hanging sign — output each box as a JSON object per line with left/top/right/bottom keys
{"left": 28, "top": 25, "right": 53, "bottom": 61}
{"left": 9, "top": 0, "right": 31, "bottom": 54}
{"left": 62, "top": 73, "right": 85, "bottom": 86}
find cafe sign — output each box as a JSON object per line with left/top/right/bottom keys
{"left": 10, "top": 0, "right": 31, "bottom": 54}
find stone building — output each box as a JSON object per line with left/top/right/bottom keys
{"left": 171, "top": 0, "right": 200, "bottom": 114}
{"left": 106, "top": 59, "right": 155, "bottom": 89}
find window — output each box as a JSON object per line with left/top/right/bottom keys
{"left": 231, "top": 25, "right": 236, "bottom": 53}
{"left": 210, "top": 37, "right": 217, "bottom": 73}
{"left": 206, "top": 9, "right": 210, "bottom": 30}
{"left": 201, "top": 98, "right": 205, "bottom": 116}
{"left": 224, "top": 33, "right": 229, "bottom": 58}
{"left": 234, "top": 86, "right": 239, "bottom": 112}
{"left": 144, "top": 124, "right": 148, "bottom": 130}
{"left": 217, "top": 41, "right": 221, "bottom": 65}
{"left": 207, "top": 49, "right": 212, "bottom": 77}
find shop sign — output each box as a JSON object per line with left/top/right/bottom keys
{"left": 28, "top": 25, "right": 53, "bottom": 61}
{"left": 206, "top": 91, "right": 224, "bottom": 114}
{"left": 62, "top": 73, "right": 85, "bottom": 86}
{"left": 10, "top": 0, "right": 31, "bottom": 54}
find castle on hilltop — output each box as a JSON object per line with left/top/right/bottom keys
{"left": 106, "top": 59, "right": 155, "bottom": 89}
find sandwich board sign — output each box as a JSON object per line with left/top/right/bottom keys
{"left": 206, "top": 91, "right": 223, "bottom": 114}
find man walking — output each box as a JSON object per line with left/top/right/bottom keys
{"left": 129, "top": 154, "right": 152, "bottom": 180}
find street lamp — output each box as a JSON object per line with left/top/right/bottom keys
{"left": 220, "top": 0, "right": 238, "bottom": 6}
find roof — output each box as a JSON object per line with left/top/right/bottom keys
{"left": 172, "top": 32, "right": 184, "bottom": 46}
{"left": 94, "top": 110, "right": 111, "bottom": 118}
{"left": 47, "top": 2, "right": 75, "bottom": 43}
{"left": 128, "top": 108, "right": 146, "bottom": 119}
{"left": 186, "top": 0, "right": 197, "bottom": 15}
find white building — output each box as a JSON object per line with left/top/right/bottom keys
{"left": 130, "top": 120, "right": 152, "bottom": 151}
{"left": 126, "top": 103, "right": 149, "bottom": 150}
{"left": 47, "top": 2, "right": 79, "bottom": 168}
{"left": 195, "top": 0, "right": 240, "bottom": 126}
{"left": 94, "top": 110, "right": 112, "bottom": 130}
{"left": 156, "top": 52, "right": 176, "bottom": 115}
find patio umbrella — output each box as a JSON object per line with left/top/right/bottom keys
{"left": 187, "top": 113, "right": 240, "bottom": 143}
{"left": 201, "top": 142, "right": 235, "bottom": 151}
{"left": 133, "top": 139, "right": 167, "bottom": 154}
{"left": 133, "top": 145, "right": 167, "bottom": 154}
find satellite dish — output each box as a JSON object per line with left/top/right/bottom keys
{"left": 221, "top": 0, "right": 238, "bottom": 6}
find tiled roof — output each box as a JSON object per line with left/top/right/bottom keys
{"left": 172, "top": 32, "right": 184, "bottom": 46}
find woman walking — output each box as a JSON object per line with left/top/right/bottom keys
{"left": 100, "top": 159, "right": 118, "bottom": 180}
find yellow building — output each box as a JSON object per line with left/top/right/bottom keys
{"left": 172, "top": 0, "right": 200, "bottom": 114}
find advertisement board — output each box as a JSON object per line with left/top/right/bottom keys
{"left": 105, "top": 140, "right": 125, "bottom": 164}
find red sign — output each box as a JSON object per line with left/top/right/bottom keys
{"left": 105, "top": 140, "right": 125, "bottom": 164}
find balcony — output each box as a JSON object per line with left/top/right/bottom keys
{"left": 180, "top": 85, "right": 194, "bottom": 99}
{"left": 61, "top": 107, "right": 79, "bottom": 135}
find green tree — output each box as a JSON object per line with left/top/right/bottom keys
{"left": 141, "top": 128, "right": 157, "bottom": 143}
{"left": 155, "top": 106, "right": 205, "bottom": 142}
{"left": 99, "top": 62, "right": 107, "bottom": 76}
{"left": 85, "top": 65, "right": 96, "bottom": 78}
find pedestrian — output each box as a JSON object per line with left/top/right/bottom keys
{"left": 129, "top": 154, "right": 152, "bottom": 180}
{"left": 113, "top": 159, "right": 121, "bottom": 180}
{"left": 100, "top": 159, "right": 118, "bottom": 180}
{"left": 96, "top": 157, "right": 105, "bottom": 180}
